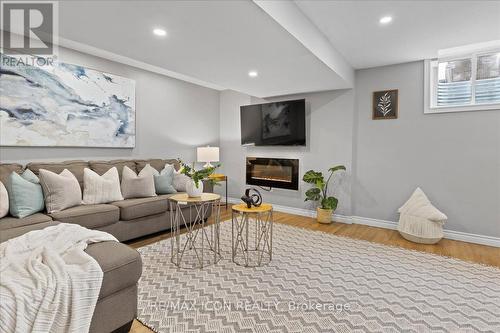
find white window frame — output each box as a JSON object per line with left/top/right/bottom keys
{"left": 424, "top": 51, "right": 500, "bottom": 114}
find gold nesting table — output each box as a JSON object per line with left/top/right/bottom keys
{"left": 231, "top": 203, "right": 273, "bottom": 267}
{"left": 169, "top": 193, "right": 221, "bottom": 269}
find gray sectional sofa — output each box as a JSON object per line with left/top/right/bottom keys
{"left": 0, "top": 158, "right": 213, "bottom": 333}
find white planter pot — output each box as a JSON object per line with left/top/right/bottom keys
{"left": 186, "top": 179, "right": 203, "bottom": 197}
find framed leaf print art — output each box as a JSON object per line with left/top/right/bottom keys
{"left": 373, "top": 89, "right": 398, "bottom": 120}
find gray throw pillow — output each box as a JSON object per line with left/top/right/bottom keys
{"left": 39, "top": 169, "right": 82, "bottom": 213}
{"left": 121, "top": 166, "right": 156, "bottom": 199}
{"left": 173, "top": 171, "right": 191, "bottom": 192}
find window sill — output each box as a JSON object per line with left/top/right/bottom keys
{"left": 424, "top": 103, "right": 500, "bottom": 114}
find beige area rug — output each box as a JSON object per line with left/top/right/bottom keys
{"left": 137, "top": 220, "right": 500, "bottom": 332}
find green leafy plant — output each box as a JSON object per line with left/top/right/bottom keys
{"left": 179, "top": 160, "right": 220, "bottom": 188}
{"left": 303, "top": 165, "right": 346, "bottom": 210}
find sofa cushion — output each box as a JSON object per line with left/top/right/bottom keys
{"left": 111, "top": 196, "right": 168, "bottom": 220}
{"left": 49, "top": 204, "right": 119, "bottom": 229}
{"left": 135, "top": 159, "right": 179, "bottom": 173}
{"left": 158, "top": 193, "right": 198, "bottom": 211}
{"left": 27, "top": 160, "right": 89, "bottom": 189}
{"left": 0, "top": 222, "right": 142, "bottom": 310}
{"left": 89, "top": 160, "right": 137, "bottom": 181}
{"left": 0, "top": 221, "right": 58, "bottom": 243}
{"left": 0, "top": 213, "right": 52, "bottom": 231}
{"left": 85, "top": 241, "right": 142, "bottom": 299}
{"left": 0, "top": 163, "right": 23, "bottom": 184}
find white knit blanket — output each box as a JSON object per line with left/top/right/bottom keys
{"left": 0, "top": 223, "right": 118, "bottom": 333}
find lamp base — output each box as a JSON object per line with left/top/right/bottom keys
{"left": 203, "top": 162, "right": 214, "bottom": 168}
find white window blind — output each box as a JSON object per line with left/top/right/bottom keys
{"left": 475, "top": 53, "right": 500, "bottom": 104}
{"left": 437, "top": 58, "right": 472, "bottom": 106}
{"left": 426, "top": 49, "right": 500, "bottom": 113}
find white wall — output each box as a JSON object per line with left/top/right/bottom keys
{"left": 218, "top": 89, "right": 354, "bottom": 216}
{"left": 0, "top": 46, "right": 220, "bottom": 164}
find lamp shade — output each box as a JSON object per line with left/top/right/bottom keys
{"left": 197, "top": 146, "right": 219, "bottom": 163}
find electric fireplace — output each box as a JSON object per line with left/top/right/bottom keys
{"left": 246, "top": 157, "right": 299, "bottom": 190}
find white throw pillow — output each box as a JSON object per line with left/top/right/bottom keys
{"left": 140, "top": 164, "right": 159, "bottom": 177}
{"left": 121, "top": 166, "right": 156, "bottom": 199}
{"left": 173, "top": 169, "right": 191, "bottom": 192}
{"left": 0, "top": 181, "right": 9, "bottom": 218}
{"left": 398, "top": 187, "right": 447, "bottom": 222}
{"left": 39, "top": 169, "right": 82, "bottom": 213}
{"left": 83, "top": 167, "right": 123, "bottom": 204}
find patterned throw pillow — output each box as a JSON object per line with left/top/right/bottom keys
{"left": 83, "top": 167, "right": 123, "bottom": 204}
{"left": 141, "top": 164, "right": 177, "bottom": 195}
{"left": 121, "top": 166, "right": 156, "bottom": 199}
{"left": 7, "top": 170, "right": 45, "bottom": 218}
{"left": 0, "top": 181, "right": 9, "bottom": 218}
{"left": 39, "top": 169, "right": 82, "bottom": 213}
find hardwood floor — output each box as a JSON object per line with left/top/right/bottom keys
{"left": 127, "top": 204, "right": 500, "bottom": 333}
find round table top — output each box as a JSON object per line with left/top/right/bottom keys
{"left": 169, "top": 193, "right": 221, "bottom": 203}
{"left": 232, "top": 203, "right": 273, "bottom": 213}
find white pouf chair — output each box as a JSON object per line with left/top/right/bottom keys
{"left": 398, "top": 188, "right": 447, "bottom": 244}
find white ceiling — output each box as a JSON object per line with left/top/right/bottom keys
{"left": 295, "top": 0, "right": 500, "bottom": 69}
{"left": 54, "top": 0, "right": 350, "bottom": 97}
{"left": 39, "top": 1, "right": 500, "bottom": 96}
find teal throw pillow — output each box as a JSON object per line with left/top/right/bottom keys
{"left": 154, "top": 164, "right": 177, "bottom": 194}
{"left": 8, "top": 169, "right": 45, "bottom": 218}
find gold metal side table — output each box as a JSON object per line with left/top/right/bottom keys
{"left": 169, "top": 193, "right": 221, "bottom": 269}
{"left": 231, "top": 203, "right": 273, "bottom": 267}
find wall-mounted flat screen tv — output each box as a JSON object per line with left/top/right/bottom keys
{"left": 240, "top": 99, "right": 306, "bottom": 146}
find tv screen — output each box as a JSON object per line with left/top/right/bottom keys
{"left": 240, "top": 99, "right": 306, "bottom": 146}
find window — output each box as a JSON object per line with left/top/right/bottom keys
{"left": 425, "top": 51, "right": 500, "bottom": 113}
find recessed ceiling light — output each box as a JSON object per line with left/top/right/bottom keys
{"left": 379, "top": 16, "right": 393, "bottom": 24}
{"left": 248, "top": 70, "right": 258, "bottom": 78}
{"left": 153, "top": 28, "right": 167, "bottom": 37}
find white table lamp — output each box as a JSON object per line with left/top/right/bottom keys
{"left": 197, "top": 146, "right": 219, "bottom": 168}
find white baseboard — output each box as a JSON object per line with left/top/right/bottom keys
{"left": 226, "top": 197, "right": 352, "bottom": 224}
{"left": 442, "top": 229, "right": 500, "bottom": 247}
{"left": 226, "top": 197, "right": 500, "bottom": 248}
{"left": 350, "top": 216, "right": 500, "bottom": 247}
{"left": 351, "top": 216, "right": 398, "bottom": 230}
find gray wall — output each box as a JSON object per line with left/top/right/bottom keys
{"left": 219, "top": 61, "right": 499, "bottom": 238}
{"left": 218, "top": 89, "right": 354, "bottom": 216}
{"left": 353, "top": 61, "right": 500, "bottom": 237}
{"left": 0, "top": 46, "right": 220, "bottom": 164}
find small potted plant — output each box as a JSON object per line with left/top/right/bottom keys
{"left": 179, "top": 160, "right": 219, "bottom": 197}
{"left": 303, "top": 165, "right": 346, "bottom": 223}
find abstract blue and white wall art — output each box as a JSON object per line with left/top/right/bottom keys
{"left": 0, "top": 53, "right": 136, "bottom": 147}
